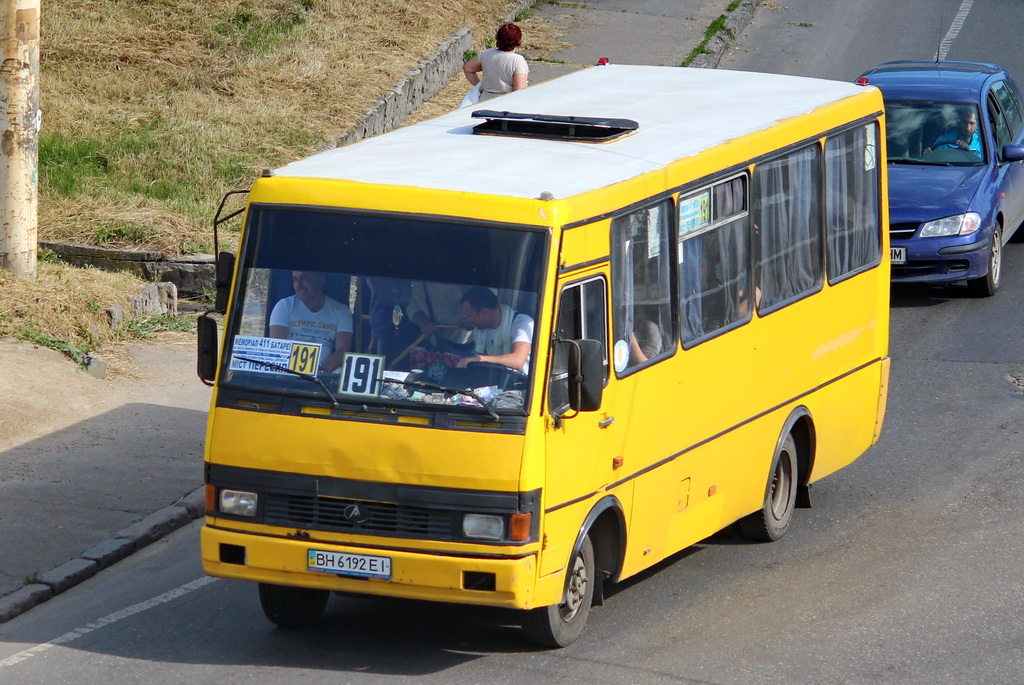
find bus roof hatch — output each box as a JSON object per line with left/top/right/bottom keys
{"left": 470, "top": 110, "right": 639, "bottom": 143}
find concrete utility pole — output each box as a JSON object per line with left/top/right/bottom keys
{"left": 0, "top": 0, "right": 39, "bottom": 278}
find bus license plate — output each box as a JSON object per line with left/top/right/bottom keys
{"left": 891, "top": 246, "right": 906, "bottom": 265}
{"left": 307, "top": 549, "right": 392, "bottom": 579}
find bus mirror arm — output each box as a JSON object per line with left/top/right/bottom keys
{"left": 566, "top": 338, "right": 604, "bottom": 413}
{"left": 213, "top": 251, "right": 236, "bottom": 314}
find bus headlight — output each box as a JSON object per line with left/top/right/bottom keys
{"left": 462, "top": 513, "right": 504, "bottom": 540}
{"left": 920, "top": 212, "right": 981, "bottom": 237}
{"left": 220, "top": 489, "right": 258, "bottom": 517}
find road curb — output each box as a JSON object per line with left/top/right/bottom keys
{"left": 690, "top": 0, "right": 761, "bottom": 69}
{"left": 0, "top": 486, "right": 206, "bottom": 625}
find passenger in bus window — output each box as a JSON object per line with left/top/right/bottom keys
{"left": 366, "top": 277, "right": 419, "bottom": 370}
{"left": 269, "top": 270, "right": 353, "bottom": 374}
{"left": 455, "top": 286, "right": 534, "bottom": 373}
{"left": 629, "top": 316, "right": 661, "bottom": 364}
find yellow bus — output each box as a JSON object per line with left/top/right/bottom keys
{"left": 197, "top": 65, "right": 890, "bottom": 647}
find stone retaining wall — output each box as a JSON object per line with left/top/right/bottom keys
{"left": 337, "top": 0, "right": 536, "bottom": 147}
{"left": 40, "top": 241, "right": 214, "bottom": 298}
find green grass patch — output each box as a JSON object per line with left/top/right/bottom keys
{"left": 117, "top": 314, "right": 197, "bottom": 339}
{"left": 91, "top": 220, "right": 155, "bottom": 246}
{"left": 39, "top": 133, "right": 108, "bottom": 197}
{"left": 19, "top": 327, "right": 92, "bottom": 367}
{"left": 213, "top": 1, "right": 314, "bottom": 56}
{"left": 682, "top": 13, "right": 730, "bottom": 66}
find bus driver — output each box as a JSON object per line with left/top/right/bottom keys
{"left": 454, "top": 286, "right": 533, "bottom": 373}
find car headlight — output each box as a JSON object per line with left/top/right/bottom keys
{"left": 219, "top": 489, "right": 258, "bottom": 517}
{"left": 462, "top": 513, "right": 504, "bottom": 540}
{"left": 919, "top": 212, "right": 981, "bottom": 237}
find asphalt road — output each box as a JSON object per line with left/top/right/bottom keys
{"left": 3, "top": 1, "right": 1024, "bottom": 682}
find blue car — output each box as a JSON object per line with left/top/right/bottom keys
{"left": 857, "top": 60, "right": 1024, "bottom": 296}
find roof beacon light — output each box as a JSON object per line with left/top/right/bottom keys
{"left": 855, "top": 76, "right": 870, "bottom": 86}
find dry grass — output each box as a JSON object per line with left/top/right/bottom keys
{"left": 0, "top": 263, "right": 172, "bottom": 376}
{"left": 41, "top": 0, "right": 529, "bottom": 255}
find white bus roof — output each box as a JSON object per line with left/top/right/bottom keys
{"left": 276, "top": 65, "right": 872, "bottom": 200}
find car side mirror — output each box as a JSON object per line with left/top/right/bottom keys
{"left": 1002, "top": 143, "right": 1024, "bottom": 163}
{"left": 214, "top": 251, "right": 235, "bottom": 314}
{"left": 567, "top": 339, "right": 603, "bottom": 413}
{"left": 197, "top": 313, "right": 219, "bottom": 385}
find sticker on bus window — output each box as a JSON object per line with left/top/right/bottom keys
{"left": 678, "top": 190, "right": 711, "bottom": 237}
{"left": 613, "top": 339, "right": 630, "bottom": 373}
{"left": 339, "top": 353, "right": 385, "bottom": 397}
{"left": 229, "top": 336, "right": 323, "bottom": 375}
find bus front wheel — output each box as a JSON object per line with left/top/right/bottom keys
{"left": 258, "top": 582, "right": 329, "bottom": 628}
{"left": 523, "top": 536, "right": 595, "bottom": 648}
{"left": 738, "top": 433, "right": 798, "bottom": 542}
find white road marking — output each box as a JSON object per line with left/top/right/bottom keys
{"left": 0, "top": 576, "right": 218, "bottom": 669}
{"left": 937, "top": 0, "right": 974, "bottom": 61}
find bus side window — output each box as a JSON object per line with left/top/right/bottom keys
{"left": 679, "top": 175, "right": 751, "bottom": 345}
{"left": 752, "top": 145, "right": 823, "bottom": 313}
{"left": 548, "top": 278, "right": 608, "bottom": 414}
{"left": 610, "top": 201, "right": 675, "bottom": 375}
{"left": 825, "top": 123, "right": 881, "bottom": 282}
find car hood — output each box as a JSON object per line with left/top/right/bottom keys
{"left": 887, "top": 163, "right": 987, "bottom": 220}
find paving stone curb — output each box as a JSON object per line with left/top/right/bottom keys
{"left": 0, "top": 486, "right": 205, "bottom": 625}
{"left": 690, "top": 0, "right": 761, "bottom": 69}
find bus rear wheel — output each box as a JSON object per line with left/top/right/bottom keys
{"left": 522, "top": 536, "right": 595, "bottom": 648}
{"left": 738, "top": 434, "right": 798, "bottom": 542}
{"left": 258, "top": 582, "right": 329, "bottom": 628}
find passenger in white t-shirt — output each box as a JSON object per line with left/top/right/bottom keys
{"left": 455, "top": 286, "right": 533, "bottom": 374}
{"left": 269, "top": 271, "right": 353, "bottom": 374}
{"left": 462, "top": 23, "right": 529, "bottom": 102}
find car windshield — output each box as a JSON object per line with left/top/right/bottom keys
{"left": 885, "top": 100, "right": 986, "bottom": 166}
{"left": 220, "top": 205, "right": 548, "bottom": 416}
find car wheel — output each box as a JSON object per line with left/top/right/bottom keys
{"left": 522, "top": 536, "right": 595, "bottom": 647}
{"left": 258, "top": 582, "right": 329, "bottom": 628}
{"left": 967, "top": 223, "right": 1002, "bottom": 297}
{"left": 738, "top": 434, "right": 799, "bottom": 542}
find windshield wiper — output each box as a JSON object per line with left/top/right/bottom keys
{"left": 236, "top": 356, "right": 340, "bottom": 407}
{"left": 386, "top": 377, "right": 500, "bottom": 421}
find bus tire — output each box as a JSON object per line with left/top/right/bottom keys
{"left": 522, "top": 536, "right": 595, "bottom": 648}
{"left": 258, "top": 582, "right": 329, "bottom": 628}
{"left": 738, "top": 433, "right": 799, "bottom": 542}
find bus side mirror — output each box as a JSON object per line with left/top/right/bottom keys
{"left": 197, "top": 313, "right": 219, "bottom": 385}
{"left": 568, "top": 339, "right": 603, "bottom": 412}
{"left": 214, "top": 251, "right": 235, "bottom": 314}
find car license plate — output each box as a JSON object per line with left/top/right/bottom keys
{"left": 307, "top": 549, "right": 391, "bottom": 579}
{"left": 891, "top": 246, "right": 906, "bottom": 265}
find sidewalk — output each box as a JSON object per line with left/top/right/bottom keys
{"left": 0, "top": 0, "right": 759, "bottom": 624}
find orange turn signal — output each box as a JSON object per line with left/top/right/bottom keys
{"left": 205, "top": 484, "right": 217, "bottom": 512}
{"left": 510, "top": 513, "right": 532, "bottom": 541}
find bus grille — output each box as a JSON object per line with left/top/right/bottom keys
{"left": 263, "top": 492, "right": 455, "bottom": 539}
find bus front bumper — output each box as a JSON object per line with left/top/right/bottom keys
{"left": 201, "top": 524, "right": 550, "bottom": 609}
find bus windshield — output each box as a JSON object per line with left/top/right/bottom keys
{"left": 220, "top": 206, "right": 548, "bottom": 415}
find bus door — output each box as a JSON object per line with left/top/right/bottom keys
{"left": 540, "top": 272, "right": 626, "bottom": 577}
